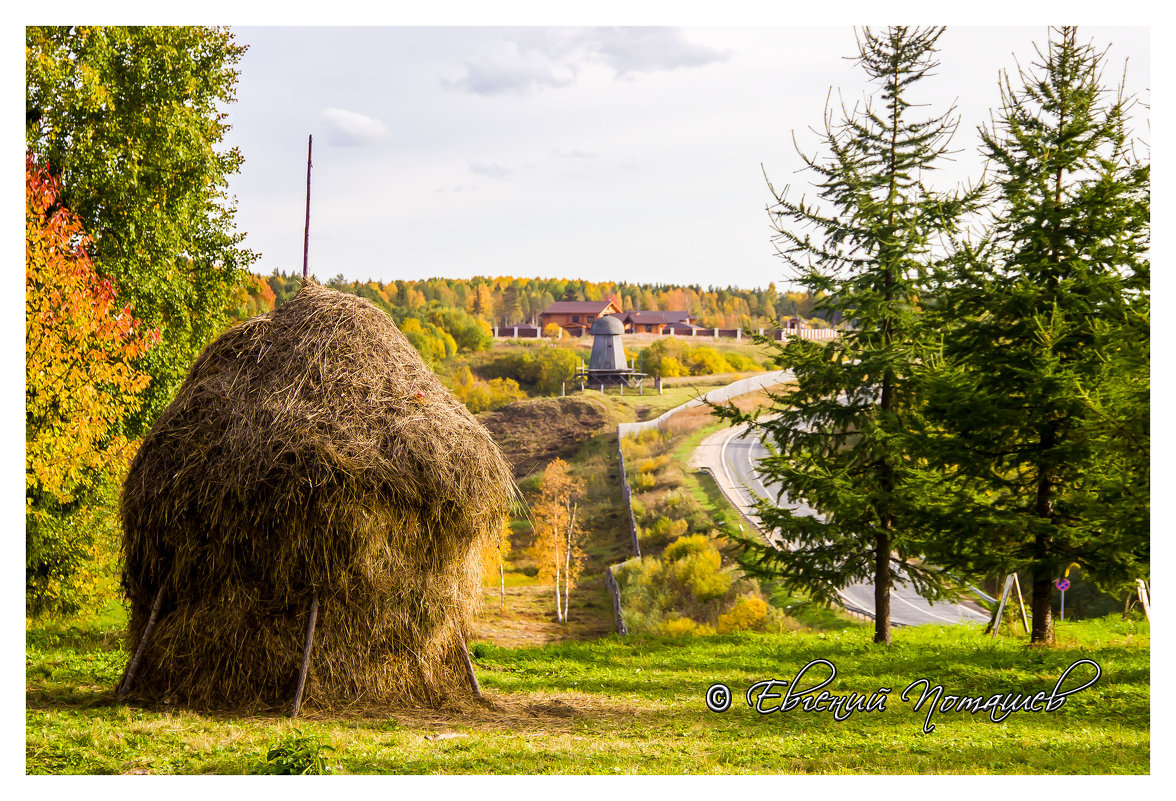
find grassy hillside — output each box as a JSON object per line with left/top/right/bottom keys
{"left": 471, "top": 378, "right": 784, "bottom": 646}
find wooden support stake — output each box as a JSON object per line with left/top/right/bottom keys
{"left": 118, "top": 586, "right": 164, "bottom": 701}
{"left": 291, "top": 593, "right": 319, "bottom": 718}
{"left": 1012, "top": 574, "right": 1030, "bottom": 633}
{"left": 455, "top": 628, "right": 482, "bottom": 699}
{"left": 1137, "top": 579, "right": 1151, "bottom": 621}
{"left": 987, "top": 575, "right": 1015, "bottom": 636}
{"left": 604, "top": 566, "right": 628, "bottom": 636}
{"left": 302, "top": 134, "right": 313, "bottom": 279}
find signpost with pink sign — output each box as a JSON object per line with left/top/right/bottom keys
{"left": 1055, "top": 577, "right": 1070, "bottom": 620}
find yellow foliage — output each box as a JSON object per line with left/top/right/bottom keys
{"left": 26, "top": 155, "right": 155, "bottom": 506}
{"left": 481, "top": 517, "right": 513, "bottom": 585}
{"left": 528, "top": 458, "right": 585, "bottom": 588}
{"left": 637, "top": 455, "right": 670, "bottom": 474}
{"left": 450, "top": 361, "right": 525, "bottom": 413}
{"left": 660, "top": 616, "right": 714, "bottom": 637}
{"left": 657, "top": 356, "right": 687, "bottom": 377}
{"left": 664, "top": 535, "right": 731, "bottom": 601}
{"left": 716, "top": 594, "right": 769, "bottom": 633}
{"left": 631, "top": 472, "right": 656, "bottom": 491}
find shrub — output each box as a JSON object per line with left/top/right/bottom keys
{"left": 662, "top": 489, "right": 687, "bottom": 511}
{"left": 660, "top": 616, "right": 714, "bottom": 637}
{"left": 724, "top": 352, "right": 764, "bottom": 372}
{"left": 662, "top": 533, "right": 714, "bottom": 561}
{"left": 26, "top": 480, "right": 123, "bottom": 618}
{"left": 631, "top": 472, "right": 656, "bottom": 491}
{"left": 253, "top": 729, "right": 337, "bottom": 775}
{"left": 640, "top": 516, "right": 689, "bottom": 547}
{"left": 640, "top": 339, "right": 690, "bottom": 377}
{"left": 637, "top": 455, "right": 670, "bottom": 474}
{"left": 450, "top": 362, "right": 526, "bottom": 413}
{"left": 531, "top": 346, "right": 580, "bottom": 395}
{"left": 685, "top": 346, "right": 732, "bottom": 376}
{"left": 664, "top": 536, "right": 731, "bottom": 602}
{"left": 656, "top": 356, "right": 687, "bottom": 377}
{"left": 717, "top": 594, "right": 769, "bottom": 633}
{"left": 613, "top": 536, "right": 776, "bottom": 636}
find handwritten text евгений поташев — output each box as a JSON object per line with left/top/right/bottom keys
{"left": 705, "top": 658, "right": 1101, "bottom": 733}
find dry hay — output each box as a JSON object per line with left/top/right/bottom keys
{"left": 120, "top": 279, "right": 513, "bottom": 711}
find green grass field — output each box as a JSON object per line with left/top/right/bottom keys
{"left": 24, "top": 369, "right": 1148, "bottom": 775}
{"left": 26, "top": 608, "right": 1148, "bottom": 774}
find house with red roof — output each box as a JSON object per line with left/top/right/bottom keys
{"left": 609, "top": 309, "right": 695, "bottom": 335}
{"left": 538, "top": 297, "right": 623, "bottom": 336}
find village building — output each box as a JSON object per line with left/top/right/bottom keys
{"left": 608, "top": 310, "right": 696, "bottom": 335}
{"left": 538, "top": 298, "right": 700, "bottom": 337}
{"left": 538, "top": 297, "right": 622, "bottom": 336}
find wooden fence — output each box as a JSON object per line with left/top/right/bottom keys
{"left": 494, "top": 326, "right": 838, "bottom": 341}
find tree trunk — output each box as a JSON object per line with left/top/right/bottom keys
{"left": 1030, "top": 570, "right": 1055, "bottom": 644}
{"left": 553, "top": 526, "right": 563, "bottom": 623}
{"left": 874, "top": 530, "right": 892, "bottom": 645}
{"left": 1031, "top": 425, "right": 1057, "bottom": 645}
{"left": 872, "top": 47, "right": 901, "bottom": 649}
{"left": 564, "top": 502, "right": 577, "bottom": 623}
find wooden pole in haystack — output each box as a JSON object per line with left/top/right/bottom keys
{"left": 289, "top": 133, "right": 319, "bottom": 718}
{"left": 302, "top": 134, "right": 313, "bottom": 279}
{"left": 118, "top": 586, "right": 164, "bottom": 701}
{"left": 291, "top": 593, "right": 319, "bottom": 718}
{"left": 455, "top": 628, "right": 483, "bottom": 699}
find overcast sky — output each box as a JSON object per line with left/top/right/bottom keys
{"left": 221, "top": 25, "right": 1149, "bottom": 292}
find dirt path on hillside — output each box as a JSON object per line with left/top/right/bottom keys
{"left": 473, "top": 583, "right": 614, "bottom": 648}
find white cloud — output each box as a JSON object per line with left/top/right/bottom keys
{"left": 446, "top": 27, "right": 728, "bottom": 96}
{"left": 468, "top": 161, "right": 515, "bottom": 178}
{"left": 588, "top": 27, "right": 730, "bottom": 77}
{"left": 552, "top": 147, "right": 597, "bottom": 159}
{"left": 321, "top": 107, "right": 390, "bottom": 147}
{"left": 444, "top": 41, "right": 576, "bottom": 96}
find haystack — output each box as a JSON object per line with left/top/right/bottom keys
{"left": 120, "top": 279, "right": 512, "bottom": 710}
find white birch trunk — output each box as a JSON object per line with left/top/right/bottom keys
{"left": 564, "top": 502, "right": 577, "bottom": 622}
{"left": 553, "top": 521, "right": 563, "bottom": 623}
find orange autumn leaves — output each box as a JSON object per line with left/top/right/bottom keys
{"left": 528, "top": 458, "right": 585, "bottom": 623}
{"left": 26, "top": 154, "right": 157, "bottom": 505}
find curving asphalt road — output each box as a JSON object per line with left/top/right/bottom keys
{"left": 713, "top": 427, "right": 990, "bottom": 627}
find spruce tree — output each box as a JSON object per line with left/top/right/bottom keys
{"left": 717, "top": 27, "right": 978, "bottom": 644}
{"left": 917, "top": 27, "right": 1149, "bottom": 644}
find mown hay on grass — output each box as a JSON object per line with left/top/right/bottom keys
{"left": 120, "top": 279, "right": 513, "bottom": 711}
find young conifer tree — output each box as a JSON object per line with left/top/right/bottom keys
{"left": 717, "top": 27, "right": 978, "bottom": 645}
{"left": 916, "top": 27, "right": 1149, "bottom": 644}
